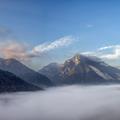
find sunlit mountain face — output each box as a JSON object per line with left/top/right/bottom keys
{"left": 1, "top": 0, "right": 120, "bottom": 120}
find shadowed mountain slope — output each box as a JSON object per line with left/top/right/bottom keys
{"left": 0, "top": 58, "right": 53, "bottom": 88}
{"left": 0, "top": 69, "right": 41, "bottom": 92}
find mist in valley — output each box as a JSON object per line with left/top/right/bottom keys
{"left": 0, "top": 85, "right": 120, "bottom": 120}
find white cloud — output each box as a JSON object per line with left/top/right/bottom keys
{"left": 98, "top": 45, "right": 115, "bottom": 51}
{"left": 81, "top": 51, "right": 95, "bottom": 55}
{"left": 100, "top": 46, "right": 120, "bottom": 60}
{"left": 0, "top": 85, "right": 120, "bottom": 120}
{"left": 32, "top": 36, "right": 73, "bottom": 55}
{"left": 82, "top": 45, "right": 120, "bottom": 61}
{"left": 0, "top": 40, "right": 29, "bottom": 61}
{"left": 0, "top": 36, "right": 74, "bottom": 61}
{"left": 98, "top": 45, "right": 120, "bottom": 51}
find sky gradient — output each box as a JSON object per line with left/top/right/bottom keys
{"left": 0, "top": 0, "right": 120, "bottom": 69}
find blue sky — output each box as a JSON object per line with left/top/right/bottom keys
{"left": 0, "top": 0, "right": 120, "bottom": 69}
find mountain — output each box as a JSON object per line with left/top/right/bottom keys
{"left": 0, "top": 69, "right": 41, "bottom": 92}
{"left": 39, "top": 54, "right": 120, "bottom": 85}
{"left": 0, "top": 58, "right": 53, "bottom": 88}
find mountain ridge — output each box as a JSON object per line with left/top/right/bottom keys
{"left": 0, "top": 58, "right": 53, "bottom": 88}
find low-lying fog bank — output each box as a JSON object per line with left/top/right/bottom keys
{"left": 0, "top": 85, "right": 120, "bottom": 120}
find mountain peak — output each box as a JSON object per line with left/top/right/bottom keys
{"left": 39, "top": 54, "right": 120, "bottom": 85}
{"left": 72, "top": 54, "right": 81, "bottom": 65}
{"left": 65, "top": 54, "right": 86, "bottom": 66}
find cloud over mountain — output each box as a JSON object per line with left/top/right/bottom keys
{"left": 0, "top": 40, "right": 29, "bottom": 61}
{"left": 100, "top": 45, "right": 120, "bottom": 60}
{"left": 1, "top": 35, "right": 120, "bottom": 68}
{"left": 82, "top": 44, "right": 120, "bottom": 62}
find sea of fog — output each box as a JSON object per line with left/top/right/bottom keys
{"left": 0, "top": 85, "right": 120, "bottom": 120}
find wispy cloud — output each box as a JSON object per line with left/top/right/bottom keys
{"left": 82, "top": 45, "right": 120, "bottom": 61}
{"left": 98, "top": 45, "right": 120, "bottom": 51}
{"left": 98, "top": 45, "right": 115, "bottom": 51}
{"left": 1, "top": 35, "right": 119, "bottom": 65}
{"left": 81, "top": 51, "right": 95, "bottom": 55}
{"left": 32, "top": 36, "right": 74, "bottom": 55}
{"left": 100, "top": 45, "right": 120, "bottom": 60}
{"left": 0, "top": 36, "right": 74, "bottom": 61}
{"left": 0, "top": 40, "right": 29, "bottom": 61}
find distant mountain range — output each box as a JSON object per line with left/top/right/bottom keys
{"left": 0, "top": 69, "right": 41, "bottom": 92}
{"left": 0, "top": 58, "right": 53, "bottom": 88}
{"left": 1, "top": 54, "right": 120, "bottom": 93}
{"left": 39, "top": 54, "right": 120, "bottom": 85}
